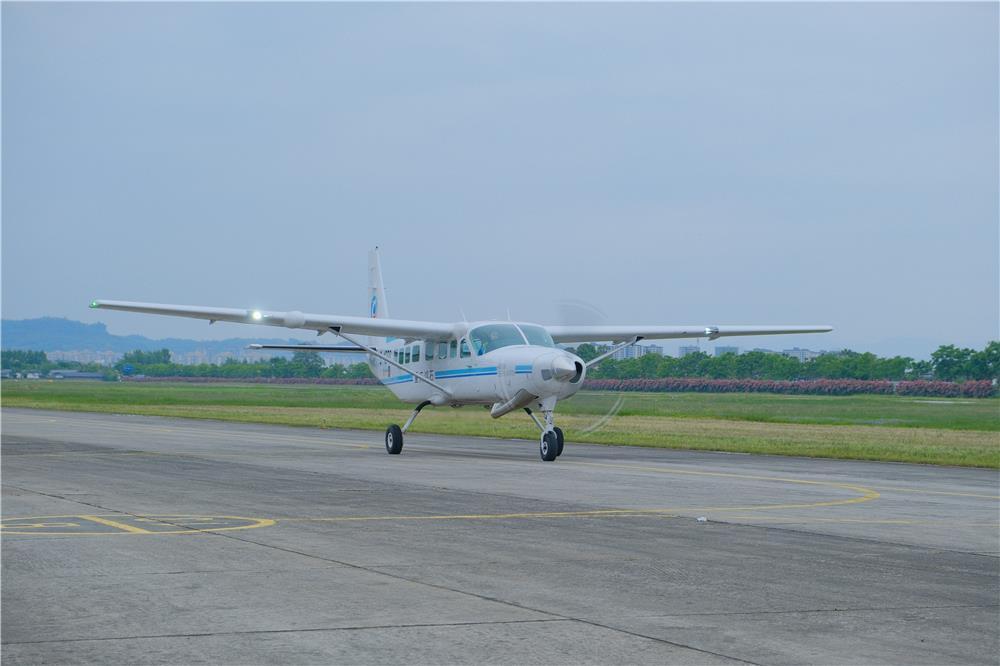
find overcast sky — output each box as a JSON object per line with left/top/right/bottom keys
{"left": 3, "top": 2, "right": 997, "bottom": 358}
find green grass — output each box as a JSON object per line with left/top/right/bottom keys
{"left": 3, "top": 380, "right": 998, "bottom": 468}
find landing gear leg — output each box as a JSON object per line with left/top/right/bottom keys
{"left": 386, "top": 400, "right": 431, "bottom": 455}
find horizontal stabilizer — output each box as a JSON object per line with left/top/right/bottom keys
{"left": 247, "top": 344, "right": 366, "bottom": 353}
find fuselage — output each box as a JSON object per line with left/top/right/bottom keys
{"left": 366, "top": 321, "right": 586, "bottom": 407}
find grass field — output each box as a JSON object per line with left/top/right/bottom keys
{"left": 3, "top": 380, "right": 998, "bottom": 468}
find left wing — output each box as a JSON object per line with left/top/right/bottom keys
{"left": 545, "top": 324, "right": 833, "bottom": 343}
{"left": 90, "top": 300, "right": 455, "bottom": 339}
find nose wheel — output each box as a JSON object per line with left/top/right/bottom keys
{"left": 540, "top": 430, "right": 558, "bottom": 461}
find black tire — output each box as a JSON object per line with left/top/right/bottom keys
{"left": 553, "top": 427, "right": 564, "bottom": 457}
{"left": 540, "top": 431, "right": 558, "bottom": 462}
{"left": 385, "top": 424, "right": 403, "bottom": 455}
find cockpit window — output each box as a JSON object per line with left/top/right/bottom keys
{"left": 518, "top": 325, "right": 556, "bottom": 348}
{"left": 469, "top": 324, "right": 528, "bottom": 355}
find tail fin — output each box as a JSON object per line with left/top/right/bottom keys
{"left": 368, "top": 247, "right": 389, "bottom": 319}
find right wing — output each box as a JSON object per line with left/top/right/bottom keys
{"left": 545, "top": 324, "right": 833, "bottom": 343}
{"left": 90, "top": 300, "right": 455, "bottom": 340}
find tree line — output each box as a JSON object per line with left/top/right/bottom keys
{"left": 571, "top": 342, "right": 999, "bottom": 382}
{"left": 2, "top": 341, "right": 997, "bottom": 383}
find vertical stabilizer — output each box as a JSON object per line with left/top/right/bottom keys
{"left": 368, "top": 247, "right": 389, "bottom": 319}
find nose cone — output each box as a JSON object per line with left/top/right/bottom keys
{"left": 551, "top": 356, "right": 577, "bottom": 381}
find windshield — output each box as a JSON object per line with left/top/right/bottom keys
{"left": 469, "top": 324, "right": 527, "bottom": 355}
{"left": 518, "top": 325, "right": 555, "bottom": 348}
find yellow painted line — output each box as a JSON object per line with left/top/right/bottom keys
{"left": 877, "top": 487, "right": 1000, "bottom": 500}
{"left": 79, "top": 515, "right": 152, "bottom": 534}
{"left": 1, "top": 514, "right": 275, "bottom": 536}
{"left": 557, "top": 459, "right": 881, "bottom": 510}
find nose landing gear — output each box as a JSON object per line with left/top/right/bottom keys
{"left": 525, "top": 403, "right": 565, "bottom": 462}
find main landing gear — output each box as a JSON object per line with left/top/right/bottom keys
{"left": 525, "top": 405, "right": 565, "bottom": 462}
{"left": 385, "top": 400, "right": 431, "bottom": 455}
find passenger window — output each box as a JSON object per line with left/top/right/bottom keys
{"left": 438, "top": 342, "right": 448, "bottom": 359}
{"left": 460, "top": 339, "right": 471, "bottom": 358}
{"left": 449, "top": 340, "right": 457, "bottom": 358}
{"left": 413, "top": 346, "right": 420, "bottom": 363}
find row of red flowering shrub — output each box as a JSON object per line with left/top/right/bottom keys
{"left": 582, "top": 378, "right": 997, "bottom": 397}
{"left": 124, "top": 376, "right": 997, "bottom": 397}
{"left": 124, "top": 376, "right": 380, "bottom": 385}
{"left": 894, "top": 380, "right": 996, "bottom": 398}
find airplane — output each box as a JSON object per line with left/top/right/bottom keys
{"left": 91, "top": 248, "right": 832, "bottom": 461}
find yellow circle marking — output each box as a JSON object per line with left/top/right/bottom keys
{"left": 0, "top": 514, "right": 275, "bottom": 536}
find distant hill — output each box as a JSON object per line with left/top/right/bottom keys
{"left": 1, "top": 317, "right": 308, "bottom": 355}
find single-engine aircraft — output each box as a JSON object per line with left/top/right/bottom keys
{"left": 91, "top": 248, "right": 832, "bottom": 461}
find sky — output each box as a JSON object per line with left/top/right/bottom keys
{"left": 3, "top": 2, "right": 997, "bottom": 359}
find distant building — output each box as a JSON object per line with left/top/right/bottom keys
{"left": 715, "top": 346, "right": 739, "bottom": 357}
{"left": 612, "top": 344, "right": 663, "bottom": 360}
{"left": 678, "top": 345, "right": 701, "bottom": 358}
{"left": 782, "top": 347, "right": 823, "bottom": 363}
{"left": 47, "top": 350, "right": 121, "bottom": 366}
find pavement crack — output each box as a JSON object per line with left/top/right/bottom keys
{"left": 1, "top": 618, "right": 569, "bottom": 646}
{"left": 627, "top": 603, "right": 1000, "bottom": 619}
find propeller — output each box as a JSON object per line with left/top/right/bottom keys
{"left": 552, "top": 299, "right": 626, "bottom": 435}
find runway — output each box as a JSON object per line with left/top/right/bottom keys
{"left": 3, "top": 408, "right": 998, "bottom": 664}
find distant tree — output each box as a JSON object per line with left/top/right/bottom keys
{"left": 931, "top": 345, "right": 975, "bottom": 381}
{"left": 968, "top": 341, "right": 1000, "bottom": 380}
{"left": 290, "top": 351, "right": 325, "bottom": 377}
{"left": 346, "top": 362, "right": 374, "bottom": 378}
{"left": 117, "top": 349, "right": 172, "bottom": 369}
{"left": 1, "top": 350, "right": 48, "bottom": 372}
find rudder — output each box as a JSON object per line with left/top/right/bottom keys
{"left": 368, "top": 247, "right": 389, "bottom": 319}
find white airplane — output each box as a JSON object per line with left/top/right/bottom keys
{"left": 91, "top": 248, "right": 832, "bottom": 461}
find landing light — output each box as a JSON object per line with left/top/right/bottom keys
{"left": 251, "top": 310, "right": 263, "bottom": 321}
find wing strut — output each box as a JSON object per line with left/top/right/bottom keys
{"left": 585, "top": 337, "right": 642, "bottom": 369}
{"left": 334, "top": 329, "right": 453, "bottom": 397}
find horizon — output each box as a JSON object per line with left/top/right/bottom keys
{"left": 2, "top": 314, "right": 992, "bottom": 362}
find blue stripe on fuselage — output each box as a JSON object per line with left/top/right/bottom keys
{"left": 433, "top": 366, "right": 497, "bottom": 379}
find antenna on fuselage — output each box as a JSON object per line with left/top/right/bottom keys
{"left": 460, "top": 308, "right": 468, "bottom": 323}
